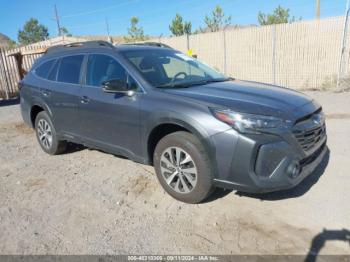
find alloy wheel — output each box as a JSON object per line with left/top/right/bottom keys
{"left": 160, "top": 147, "right": 198, "bottom": 194}
{"left": 37, "top": 119, "right": 53, "bottom": 150}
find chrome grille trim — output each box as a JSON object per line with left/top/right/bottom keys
{"left": 293, "top": 110, "right": 326, "bottom": 153}
{"left": 293, "top": 124, "right": 326, "bottom": 152}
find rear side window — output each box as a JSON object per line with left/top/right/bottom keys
{"left": 35, "top": 60, "right": 55, "bottom": 79}
{"left": 57, "top": 55, "right": 84, "bottom": 84}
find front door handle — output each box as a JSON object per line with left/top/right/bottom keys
{"left": 80, "top": 96, "right": 90, "bottom": 104}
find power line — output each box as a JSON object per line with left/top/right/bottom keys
{"left": 61, "top": 0, "right": 139, "bottom": 19}
{"left": 64, "top": 1, "right": 337, "bottom": 37}
{"left": 66, "top": 1, "right": 252, "bottom": 34}
{"left": 65, "top": 0, "right": 201, "bottom": 30}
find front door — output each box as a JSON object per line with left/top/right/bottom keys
{"left": 79, "top": 53, "right": 141, "bottom": 158}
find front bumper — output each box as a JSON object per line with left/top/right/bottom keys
{"left": 210, "top": 127, "right": 328, "bottom": 193}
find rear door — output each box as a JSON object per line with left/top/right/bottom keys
{"left": 78, "top": 53, "right": 141, "bottom": 158}
{"left": 48, "top": 54, "right": 84, "bottom": 137}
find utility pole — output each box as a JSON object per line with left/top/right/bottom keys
{"left": 54, "top": 4, "right": 62, "bottom": 36}
{"left": 316, "top": 0, "right": 321, "bottom": 19}
{"left": 158, "top": 33, "right": 163, "bottom": 43}
{"left": 105, "top": 18, "right": 112, "bottom": 43}
{"left": 336, "top": 0, "right": 350, "bottom": 91}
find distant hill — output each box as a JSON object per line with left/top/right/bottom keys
{"left": 0, "top": 33, "right": 15, "bottom": 48}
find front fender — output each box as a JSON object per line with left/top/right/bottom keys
{"left": 141, "top": 111, "right": 219, "bottom": 177}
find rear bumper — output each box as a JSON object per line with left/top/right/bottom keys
{"left": 210, "top": 128, "right": 328, "bottom": 193}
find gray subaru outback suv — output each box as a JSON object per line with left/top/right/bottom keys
{"left": 20, "top": 41, "right": 327, "bottom": 203}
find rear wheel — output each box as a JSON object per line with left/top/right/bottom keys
{"left": 153, "top": 131, "right": 213, "bottom": 203}
{"left": 35, "top": 111, "right": 67, "bottom": 155}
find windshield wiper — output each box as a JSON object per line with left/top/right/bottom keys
{"left": 204, "top": 77, "right": 234, "bottom": 83}
{"left": 156, "top": 77, "right": 234, "bottom": 89}
{"left": 156, "top": 81, "right": 207, "bottom": 89}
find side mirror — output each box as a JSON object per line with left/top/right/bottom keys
{"left": 102, "top": 79, "right": 135, "bottom": 96}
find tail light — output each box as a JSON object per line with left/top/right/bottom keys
{"left": 18, "top": 81, "right": 23, "bottom": 90}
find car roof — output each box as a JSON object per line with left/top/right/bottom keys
{"left": 44, "top": 41, "right": 173, "bottom": 56}
{"left": 116, "top": 44, "right": 173, "bottom": 52}
{"left": 35, "top": 41, "right": 176, "bottom": 66}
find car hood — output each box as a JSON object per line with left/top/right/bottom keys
{"left": 162, "top": 80, "right": 316, "bottom": 120}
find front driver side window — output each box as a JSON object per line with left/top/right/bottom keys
{"left": 86, "top": 54, "right": 128, "bottom": 87}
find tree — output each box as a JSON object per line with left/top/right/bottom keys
{"left": 204, "top": 5, "right": 231, "bottom": 32}
{"left": 169, "top": 14, "right": 192, "bottom": 36}
{"left": 8, "top": 39, "right": 17, "bottom": 49}
{"left": 18, "top": 18, "right": 49, "bottom": 45}
{"left": 60, "top": 27, "right": 72, "bottom": 37}
{"left": 258, "top": 6, "right": 299, "bottom": 25}
{"left": 124, "top": 17, "right": 146, "bottom": 43}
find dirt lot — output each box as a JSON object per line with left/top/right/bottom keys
{"left": 0, "top": 91, "right": 349, "bottom": 256}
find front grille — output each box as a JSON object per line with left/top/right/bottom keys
{"left": 299, "top": 142, "right": 326, "bottom": 167}
{"left": 293, "top": 123, "right": 326, "bottom": 152}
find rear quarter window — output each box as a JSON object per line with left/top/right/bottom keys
{"left": 57, "top": 55, "right": 84, "bottom": 84}
{"left": 35, "top": 59, "right": 55, "bottom": 79}
{"left": 47, "top": 60, "right": 59, "bottom": 81}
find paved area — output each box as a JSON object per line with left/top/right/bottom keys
{"left": 0, "top": 91, "right": 349, "bottom": 255}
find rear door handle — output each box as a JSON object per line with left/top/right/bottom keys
{"left": 41, "top": 89, "right": 51, "bottom": 97}
{"left": 80, "top": 96, "right": 90, "bottom": 104}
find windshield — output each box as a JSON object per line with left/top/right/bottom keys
{"left": 120, "top": 48, "right": 229, "bottom": 88}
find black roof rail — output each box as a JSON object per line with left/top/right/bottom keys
{"left": 47, "top": 40, "right": 115, "bottom": 53}
{"left": 120, "top": 42, "right": 172, "bottom": 49}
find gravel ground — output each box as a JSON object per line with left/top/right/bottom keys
{"left": 0, "top": 91, "right": 349, "bottom": 255}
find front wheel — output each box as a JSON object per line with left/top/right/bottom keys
{"left": 153, "top": 131, "right": 214, "bottom": 203}
{"left": 35, "top": 111, "right": 67, "bottom": 155}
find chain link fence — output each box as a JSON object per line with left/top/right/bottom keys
{"left": 1, "top": 17, "right": 349, "bottom": 100}
{"left": 158, "top": 16, "right": 350, "bottom": 91}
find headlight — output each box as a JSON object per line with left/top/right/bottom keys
{"left": 212, "top": 109, "right": 291, "bottom": 134}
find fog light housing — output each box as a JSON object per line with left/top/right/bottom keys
{"left": 287, "top": 162, "right": 301, "bottom": 178}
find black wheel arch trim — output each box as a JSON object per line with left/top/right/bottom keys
{"left": 142, "top": 111, "right": 219, "bottom": 178}
{"left": 30, "top": 98, "right": 54, "bottom": 126}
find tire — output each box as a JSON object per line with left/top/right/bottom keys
{"left": 35, "top": 111, "right": 67, "bottom": 155}
{"left": 153, "top": 131, "right": 213, "bottom": 203}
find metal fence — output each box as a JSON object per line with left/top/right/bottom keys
{"left": 157, "top": 16, "right": 350, "bottom": 91}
